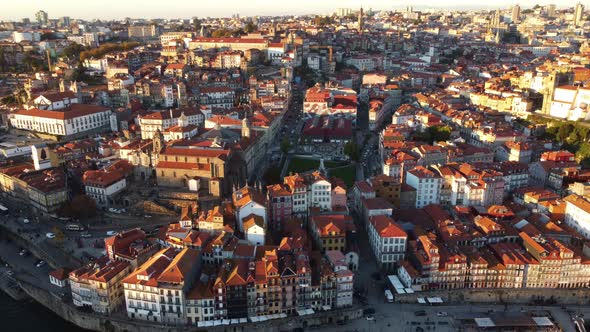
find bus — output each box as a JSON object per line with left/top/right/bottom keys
{"left": 66, "top": 223, "right": 85, "bottom": 231}
{"left": 0, "top": 203, "right": 8, "bottom": 215}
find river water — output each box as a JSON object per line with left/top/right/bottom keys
{"left": 1, "top": 292, "right": 87, "bottom": 332}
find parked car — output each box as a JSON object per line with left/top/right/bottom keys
{"left": 22, "top": 218, "right": 30, "bottom": 224}
{"left": 414, "top": 310, "right": 427, "bottom": 317}
{"left": 45, "top": 232, "right": 56, "bottom": 239}
{"left": 19, "top": 249, "right": 28, "bottom": 256}
{"left": 365, "top": 315, "right": 375, "bottom": 321}
{"left": 36, "top": 260, "right": 46, "bottom": 268}
{"left": 106, "top": 231, "right": 118, "bottom": 236}
{"left": 80, "top": 232, "right": 92, "bottom": 238}
{"left": 437, "top": 312, "right": 448, "bottom": 317}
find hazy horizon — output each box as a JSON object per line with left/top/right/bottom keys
{"left": 0, "top": 0, "right": 586, "bottom": 21}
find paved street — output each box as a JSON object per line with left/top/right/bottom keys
{"left": 0, "top": 192, "right": 176, "bottom": 265}
{"left": 0, "top": 239, "right": 64, "bottom": 297}
{"left": 321, "top": 302, "right": 587, "bottom": 332}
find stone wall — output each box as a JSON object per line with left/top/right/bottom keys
{"left": 132, "top": 200, "right": 176, "bottom": 216}
{"left": 157, "top": 190, "right": 201, "bottom": 210}
{"left": 158, "top": 191, "right": 200, "bottom": 201}
{"left": 396, "top": 288, "right": 590, "bottom": 306}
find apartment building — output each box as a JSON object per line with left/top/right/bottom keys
{"left": 185, "top": 281, "right": 216, "bottom": 325}
{"left": 233, "top": 185, "right": 267, "bottom": 234}
{"left": 367, "top": 215, "right": 407, "bottom": 272}
{"left": 123, "top": 247, "right": 201, "bottom": 325}
{"left": 283, "top": 171, "right": 332, "bottom": 213}
{"left": 11, "top": 104, "right": 113, "bottom": 137}
{"left": 266, "top": 184, "right": 293, "bottom": 231}
{"left": 283, "top": 173, "right": 308, "bottom": 216}
{"left": 564, "top": 194, "right": 590, "bottom": 239}
{"left": 139, "top": 108, "right": 204, "bottom": 140}
{"left": 0, "top": 164, "right": 68, "bottom": 212}
{"left": 370, "top": 175, "right": 402, "bottom": 208}
{"left": 188, "top": 37, "right": 269, "bottom": 52}
{"left": 303, "top": 86, "right": 358, "bottom": 119}
{"left": 104, "top": 228, "right": 157, "bottom": 268}
{"left": 352, "top": 180, "right": 375, "bottom": 213}
{"left": 307, "top": 171, "right": 332, "bottom": 211}
{"left": 325, "top": 251, "right": 354, "bottom": 308}
{"left": 310, "top": 214, "right": 355, "bottom": 252}
{"left": 405, "top": 166, "right": 442, "bottom": 208}
{"left": 128, "top": 25, "right": 160, "bottom": 39}
{"left": 83, "top": 161, "right": 132, "bottom": 208}
{"left": 69, "top": 257, "right": 131, "bottom": 314}
{"left": 198, "top": 86, "right": 235, "bottom": 109}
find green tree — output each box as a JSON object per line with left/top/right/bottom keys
{"left": 315, "top": 16, "right": 335, "bottom": 27}
{"left": 79, "top": 42, "right": 140, "bottom": 62}
{"left": 211, "top": 29, "right": 233, "bottom": 38}
{"left": 51, "top": 226, "right": 65, "bottom": 245}
{"left": 245, "top": 22, "right": 257, "bottom": 33}
{"left": 60, "top": 194, "right": 97, "bottom": 219}
{"left": 557, "top": 122, "right": 574, "bottom": 142}
{"left": 577, "top": 142, "right": 590, "bottom": 167}
{"left": 344, "top": 13, "right": 357, "bottom": 21}
{"left": 428, "top": 125, "right": 452, "bottom": 143}
{"left": 232, "top": 28, "right": 246, "bottom": 37}
{"left": 40, "top": 32, "right": 58, "bottom": 41}
{"left": 61, "top": 42, "right": 86, "bottom": 60}
{"left": 280, "top": 138, "right": 291, "bottom": 154}
{"left": 193, "top": 18, "right": 202, "bottom": 32}
{"left": 21, "top": 50, "right": 45, "bottom": 72}
{"left": 344, "top": 142, "right": 360, "bottom": 161}
{"left": 0, "top": 47, "right": 5, "bottom": 72}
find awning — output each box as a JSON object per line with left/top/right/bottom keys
{"left": 426, "top": 297, "right": 443, "bottom": 304}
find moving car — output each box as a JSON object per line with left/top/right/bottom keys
{"left": 106, "top": 231, "right": 118, "bottom": 236}
{"left": 45, "top": 232, "right": 56, "bottom": 239}
{"left": 36, "top": 260, "right": 46, "bottom": 268}
{"left": 66, "top": 223, "right": 85, "bottom": 231}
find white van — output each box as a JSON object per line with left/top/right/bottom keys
{"left": 384, "top": 289, "right": 394, "bottom": 303}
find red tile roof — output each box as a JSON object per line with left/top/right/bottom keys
{"left": 16, "top": 104, "right": 110, "bottom": 120}
{"left": 370, "top": 215, "right": 407, "bottom": 238}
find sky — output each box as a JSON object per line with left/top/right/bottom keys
{"left": 1, "top": 0, "right": 586, "bottom": 20}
